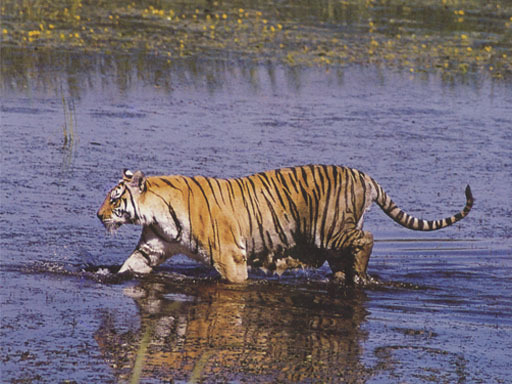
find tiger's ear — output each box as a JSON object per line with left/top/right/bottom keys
{"left": 128, "top": 170, "right": 147, "bottom": 192}
{"left": 122, "top": 169, "right": 134, "bottom": 182}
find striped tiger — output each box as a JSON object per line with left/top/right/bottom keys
{"left": 97, "top": 166, "right": 473, "bottom": 284}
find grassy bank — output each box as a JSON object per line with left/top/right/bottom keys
{"left": 1, "top": 0, "right": 511, "bottom": 79}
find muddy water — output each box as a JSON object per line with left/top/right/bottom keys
{"left": 1, "top": 59, "right": 511, "bottom": 383}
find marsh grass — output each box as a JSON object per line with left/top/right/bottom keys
{"left": 61, "top": 92, "right": 76, "bottom": 148}
{"left": 1, "top": 0, "right": 511, "bottom": 79}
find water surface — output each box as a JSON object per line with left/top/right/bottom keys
{"left": 1, "top": 60, "right": 511, "bottom": 383}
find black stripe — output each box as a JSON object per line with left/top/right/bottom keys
{"left": 318, "top": 166, "right": 333, "bottom": 247}
{"left": 182, "top": 178, "right": 194, "bottom": 247}
{"left": 263, "top": 195, "right": 289, "bottom": 246}
{"left": 226, "top": 179, "right": 236, "bottom": 209}
{"left": 125, "top": 188, "right": 140, "bottom": 221}
{"left": 147, "top": 189, "right": 183, "bottom": 241}
{"left": 234, "top": 178, "right": 253, "bottom": 235}
{"left": 159, "top": 177, "right": 180, "bottom": 190}
{"left": 204, "top": 177, "right": 222, "bottom": 207}
{"left": 269, "top": 176, "right": 288, "bottom": 211}
{"left": 276, "top": 169, "right": 292, "bottom": 195}
{"left": 315, "top": 166, "right": 325, "bottom": 192}
{"left": 301, "top": 166, "right": 310, "bottom": 188}
{"left": 190, "top": 177, "right": 213, "bottom": 217}
{"left": 136, "top": 248, "right": 152, "bottom": 264}
{"left": 255, "top": 174, "right": 276, "bottom": 203}
{"left": 244, "top": 178, "right": 267, "bottom": 249}
{"left": 213, "top": 178, "right": 227, "bottom": 205}
{"left": 289, "top": 167, "right": 300, "bottom": 194}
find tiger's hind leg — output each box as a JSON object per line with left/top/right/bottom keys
{"left": 327, "top": 230, "right": 374, "bottom": 285}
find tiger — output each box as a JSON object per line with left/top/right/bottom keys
{"left": 97, "top": 165, "right": 473, "bottom": 284}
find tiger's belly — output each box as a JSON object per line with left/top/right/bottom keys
{"left": 247, "top": 245, "right": 327, "bottom": 275}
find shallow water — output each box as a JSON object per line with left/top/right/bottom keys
{"left": 1, "top": 59, "right": 512, "bottom": 383}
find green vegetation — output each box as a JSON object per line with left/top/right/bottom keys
{"left": 1, "top": 0, "right": 511, "bottom": 79}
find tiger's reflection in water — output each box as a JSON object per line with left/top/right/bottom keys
{"left": 95, "top": 278, "right": 370, "bottom": 383}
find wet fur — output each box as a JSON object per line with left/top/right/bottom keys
{"left": 97, "top": 166, "right": 473, "bottom": 284}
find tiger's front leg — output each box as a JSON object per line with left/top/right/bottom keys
{"left": 118, "top": 226, "right": 173, "bottom": 275}
{"left": 118, "top": 249, "right": 154, "bottom": 274}
{"left": 213, "top": 247, "right": 248, "bottom": 283}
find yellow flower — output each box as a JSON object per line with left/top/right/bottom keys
{"left": 222, "top": 13, "right": 227, "bottom": 19}
{"left": 460, "top": 34, "right": 467, "bottom": 40}
{"left": 277, "top": 24, "right": 283, "bottom": 30}
{"left": 2, "top": 28, "right": 8, "bottom": 34}
{"left": 467, "top": 47, "right": 472, "bottom": 52}
{"left": 484, "top": 46, "right": 492, "bottom": 52}
{"left": 49, "top": 24, "right": 55, "bottom": 29}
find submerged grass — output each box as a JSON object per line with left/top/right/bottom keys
{"left": 1, "top": 0, "right": 511, "bottom": 80}
{"left": 61, "top": 91, "right": 75, "bottom": 148}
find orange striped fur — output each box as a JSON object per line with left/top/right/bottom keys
{"left": 97, "top": 166, "right": 473, "bottom": 284}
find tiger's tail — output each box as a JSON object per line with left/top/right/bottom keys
{"left": 372, "top": 182, "right": 473, "bottom": 231}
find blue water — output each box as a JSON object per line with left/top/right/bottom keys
{"left": 1, "top": 61, "right": 511, "bottom": 383}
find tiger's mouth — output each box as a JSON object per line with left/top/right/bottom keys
{"left": 102, "top": 219, "right": 122, "bottom": 234}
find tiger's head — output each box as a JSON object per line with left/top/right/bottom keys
{"left": 97, "top": 169, "right": 147, "bottom": 233}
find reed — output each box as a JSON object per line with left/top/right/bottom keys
{"left": 61, "top": 92, "right": 76, "bottom": 147}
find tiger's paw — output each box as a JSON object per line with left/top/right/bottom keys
{"left": 331, "top": 271, "right": 378, "bottom": 286}
{"left": 118, "top": 252, "right": 153, "bottom": 275}
{"left": 353, "top": 273, "right": 379, "bottom": 286}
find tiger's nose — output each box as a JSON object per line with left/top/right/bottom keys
{"left": 97, "top": 210, "right": 104, "bottom": 221}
